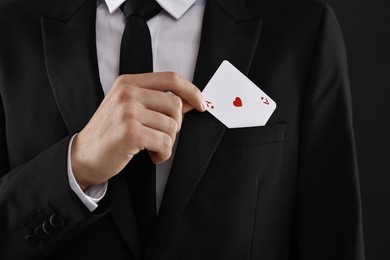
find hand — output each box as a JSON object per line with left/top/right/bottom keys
{"left": 71, "top": 72, "right": 205, "bottom": 190}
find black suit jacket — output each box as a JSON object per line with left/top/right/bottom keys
{"left": 0, "top": 0, "right": 364, "bottom": 259}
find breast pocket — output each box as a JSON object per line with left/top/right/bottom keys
{"left": 210, "top": 123, "right": 288, "bottom": 182}
{"left": 218, "top": 123, "right": 287, "bottom": 147}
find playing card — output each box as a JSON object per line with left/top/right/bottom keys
{"left": 202, "top": 60, "right": 277, "bottom": 128}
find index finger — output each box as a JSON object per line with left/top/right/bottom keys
{"left": 117, "top": 72, "right": 206, "bottom": 112}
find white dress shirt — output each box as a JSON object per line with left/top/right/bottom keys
{"left": 68, "top": 0, "right": 206, "bottom": 212}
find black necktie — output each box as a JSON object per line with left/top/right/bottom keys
{"left": 120, "top": 0, "right": 162, "bottom": 74}
{"left": 119, "top": 0, "right": 162, "bottom": 251}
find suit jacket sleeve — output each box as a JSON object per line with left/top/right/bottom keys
{"left": 291, "top": 4, "right": 364, "bottom": 259}
{"left": 0, "top": 104, "right": 110, "bottom": 259}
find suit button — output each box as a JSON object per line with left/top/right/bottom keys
{"left": 49, "top": 213, "right": 64, "bottom": 228}
{"left": 24, "top": 235, "right": 39, "bottom": 246}
{"left": 42, "top": 220, "right": 57, "bottom": 235}
{"left": 34, "top": 226, "right": 46, "bottom": 238}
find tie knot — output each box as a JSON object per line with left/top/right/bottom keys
{"left": 121, "top": 0, "right": 162, "bottom": 20}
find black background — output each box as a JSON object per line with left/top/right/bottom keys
{"left": 322, "top": 0, "right": 390, "bottom": 259}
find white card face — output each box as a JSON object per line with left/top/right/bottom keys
{"left": 202, "top": 60, "right": 277, "bottom": 128}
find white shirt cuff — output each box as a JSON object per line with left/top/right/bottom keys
{"left": 67, "top": 134, "right": 108, "bottom": 212}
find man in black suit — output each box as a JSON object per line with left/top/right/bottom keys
{"left": 0, "top": 0, "right": 364, "bottom": 259}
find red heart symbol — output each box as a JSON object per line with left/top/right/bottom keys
{"left": 233, "top": 97, "right": 243, "bottom": 107}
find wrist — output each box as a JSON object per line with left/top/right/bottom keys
{"left": 70, "top": 134, "right": 99, "bottom": 191}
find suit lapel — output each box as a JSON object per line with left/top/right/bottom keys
{"left": 41, "top": 1, "right": 142, "bottom": 259}
{"left": 145, "top": 0, "right": 263, "bottom": 258}
{"left": 41, "top": 0, "right": 103, "bottom": 133}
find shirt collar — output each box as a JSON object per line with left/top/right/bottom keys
{"left": 104, "top": 0, "right": 197, "bottom": 20}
